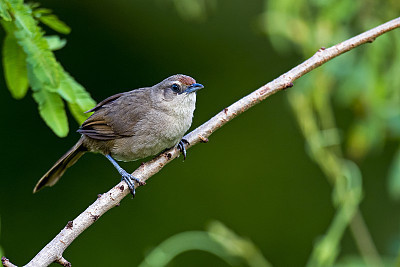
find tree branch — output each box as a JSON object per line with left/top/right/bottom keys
{"left": 3, "top": 17, "right": 400, "bottom": 267}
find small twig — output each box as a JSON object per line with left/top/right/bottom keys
{"left": 1, "top": 257, "right": 17, "bottom": 267}
{"left": 3, "top": 17, "right": 399, "bottom": 267}
{"left": 55, "top": 257, "right": 71, "bottom": 267}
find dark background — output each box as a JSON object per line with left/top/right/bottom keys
{"left": 0, "top": 0, "right": 398, "bottom": 266}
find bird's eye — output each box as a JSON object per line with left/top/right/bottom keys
{"left": 171, "top": 83, "right": 180, "bottom": 93}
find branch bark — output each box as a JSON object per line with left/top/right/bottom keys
{"left": 3, "top": 17, "right": 400, "bottom": 267}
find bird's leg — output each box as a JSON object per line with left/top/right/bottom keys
{"left": 177, "top": 139, "right": 190, "bottom": 160}
{"left": 105, "top": 154, "right": 144, "bottom": 197}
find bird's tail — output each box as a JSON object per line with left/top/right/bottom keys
{"left": 33, "top": 137, "right": 87, "bottom": 193}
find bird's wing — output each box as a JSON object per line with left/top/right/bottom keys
{"left": 78, "top": 89, "right": 150, "bottom": 140}
{"left": 77, "top": 117, "right": 120, "bottom": 140}
{"left": 85, "top": 92, "right": 126, "bottom": 113}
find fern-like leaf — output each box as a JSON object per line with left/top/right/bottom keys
{"left": 58, "top": 68, "right": 96, "bottom": 124}
{"left": 0, "top": 0, "right": 11, "bottom": 21}
{"left": 2, "top": 0, "right": 96, "bottom": 136}
{"left": 11, "top": 2, "right": 60, "bottom": 89}
{"left": 2, "top": 26, "right": 29, "bottom": 98}
{"left": 33, "top": 89, "right": 69, "bottom": 137}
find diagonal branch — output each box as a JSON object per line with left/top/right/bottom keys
{"left": 3, "top": 17, "right": 400, "bottom": 267}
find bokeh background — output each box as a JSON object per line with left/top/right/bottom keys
{"left": 1, "top": 0, "right": 400, "bottom": 266}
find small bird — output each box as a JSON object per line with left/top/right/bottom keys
{"left": 33, "top": 74, "right": 204, "bottom": 196}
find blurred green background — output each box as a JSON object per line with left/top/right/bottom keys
{"left": 1, "top": 0, "right": 400, "bottom": 266}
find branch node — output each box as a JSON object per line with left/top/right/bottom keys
{"left": 259, "top": 86, "right": 269, "bottom": 96}
{"left": 97, "top": 193, "right": 103, "bottom": 199}
{"left": 91, "top": 214, "right": 100, "bottom": 222}
{"left": 66, "top": 221, "right": 73, "bottom": 230}
{"left": 1, "top": 256, "right": 17, "bottom": 267}
{"left": 283, "top": 82, "right": 294, "bottom": 90}
{"left": 198, "top": 134, "right": 209, "bottom": 143}
{"left": 56, "top": 257, "right": 71, "bottom": 267}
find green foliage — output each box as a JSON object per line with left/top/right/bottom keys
{"left": 44, "top": 35, "right": 66, "bottom": 51}
{"left": 32, "top": 5, "right": 71, "bottom": 34}
{"left": 2, "top": 28, "right": 29, "bottom": 98}
{"left": 263, "top": 0, "right": 400, "bottom": 266}
{"left": 335, "top": 255, "right": 396, "bottom": 267}
{"left": 57, "top": 69, "right": 96, "bottom": 124}
{"left": 139, "top": 221, "right": 271, "bottom": 267}
{"left": 172, "top": 0, "right": 216, "bottom": 21}
{"left": 0, "top": 0, "right": 95, "bottom": 137}
{"left": 0, "top": 0, "right": 11, "bottom": 21}
{"left": 33, "top": 89, "right": 68, "bottom": 137}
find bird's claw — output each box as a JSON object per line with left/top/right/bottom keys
{"left": 177, "top": 139, "right": 190, "bottom": 160}
{"left": 120, "top": 171, "right": 143, "bottom": 197}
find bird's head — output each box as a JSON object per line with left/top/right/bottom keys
{"left": 153, "top": 74, "right": 204, "bottom": 102}
{"left": 161, "top": 74, "right": 204, "bottom": 94}
{"left": 151, "top": 74, "right": 204, "bottom": 116}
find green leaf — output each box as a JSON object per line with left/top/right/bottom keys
{"left": 26, "top": 2, "right": 40, "bottom": 10}
{"left": 44, "top": 35, "right": 66, "bottom": 51}
{"left": 2, "top": 33, "right": 29, "bottom": 99}
{"left": 347, "top": 118, "right": 385, "bottom": 160}
{"left": 0, "top": 0, "right": 12, "bottom": 21}
{"left": 10, "top": 1, "right": 60, "bottom": 89}
{"left": 15, "top": 32, "right": 60, "bottom": 90}
{"left": 388, "top": 147, "right": 400, "bottom": 201}
{"left": 32, "top": 7, "right": 71, "bottom": 35}
{"left": 3, "top": 1, "right": 90, "bottom": 136}
{"left": 38, "top": 13, "right": 71, "bottom": 34}
{"left": 56, "top": 69, "right": 96, "bottom": 124}
{"left": 59, "top": 71, "right": 96, "bottom": 110}
{"left": 32, "top": 7, "right": 51, "bottom": 14}
{"left": 68, "top": 102, "right": 90, "bottom": 124}
{"left": 33, "top": 90, "right": 69, "bottom": 137}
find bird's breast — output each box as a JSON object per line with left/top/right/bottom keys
{"left": 111, "top": 98, "right": 196, "bottom": 162}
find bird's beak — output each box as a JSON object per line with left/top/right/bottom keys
{"left": 184, "top": 83, "right": 204, "bottom": 94}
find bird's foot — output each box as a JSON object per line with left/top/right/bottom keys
{"left": 120, "top": 170, "right": 144, "bottom": 197}
{"left": 177, "top": 139, "right": 190, "bottom": 160}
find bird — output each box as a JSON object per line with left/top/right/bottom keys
{"left": 33, "top": 74, "right": 204, "bottom": 196}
